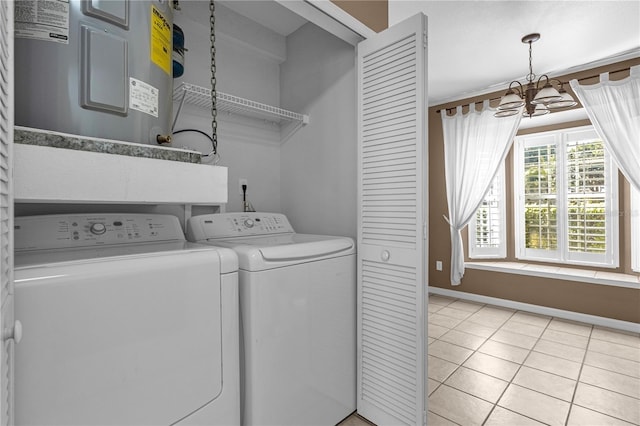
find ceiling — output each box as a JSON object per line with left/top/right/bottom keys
{"left": 214, "top": 1, "right": 640, "bottom": 105}
{"left": 390, "top": 1, "right": 640, "bottom": 105}
{"left": 218, "top": 1, "right": 307, "bottom": 35}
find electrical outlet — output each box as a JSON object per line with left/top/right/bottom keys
{"left": 436, "top": 261, "right": 443, "bottom": 271}
{"left": 239, "top": 178, "right": 248, "bottom": 195}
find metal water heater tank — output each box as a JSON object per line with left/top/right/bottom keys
{"left": 14, "top": 0, "right": 174, "bottom": 145}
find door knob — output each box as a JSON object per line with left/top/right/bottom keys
{"left": 2, "top": 320, "right": 23, "bottom": 344}
{"left": 381, "top": 250, "right": 390, "bottom": 262}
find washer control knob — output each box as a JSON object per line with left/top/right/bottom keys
{"left": 90, "top": 223, "right": 107, "bottom": 235}
{"left": 244, "top": 219, "right": 255, "bottom": 228}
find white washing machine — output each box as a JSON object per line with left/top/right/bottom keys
{"left": 187, "top": 213, "right": 356, "bottom": 426}
{"left": 14, "top": 213, "right": 240, "bottom": 426}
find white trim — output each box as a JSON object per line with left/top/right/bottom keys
{"left": 304, "top": 0, "right": 377, "bottom": 39}
{"left": 468, "top": 164, "right": 506, "bottom": 259}
{"left": 275, "top": 0, "right": 365, "bottom": 46}
{"left": 514, "top": 126, "right": 619, "bottom": 268}
{"left": 632, "top": 186, "right": 640, "bottom": 273}
{"left": 465, "top": 261, "right": 639, "bottom": 289}
{"left": 518, "top": 108, "right": 589, "bottom": 131}
{"left": 428, "top": 286, "right": 640, "bottom": 334}
{"left": 514, "top": 132, "right": 561, "bottom": 262}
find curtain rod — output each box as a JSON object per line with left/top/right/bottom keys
{"left": 435, "top": 66, "right": 633, "bottom": 114}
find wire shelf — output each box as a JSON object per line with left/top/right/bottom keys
{"left": 173, "top": 83, "right": 309, "bottom": 127}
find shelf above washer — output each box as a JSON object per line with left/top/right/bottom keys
{"left": 172, "top": 83, "right": 309, "bottom": 142}
{"left": 14, "top": 137, "right": 228, "bottom": 205}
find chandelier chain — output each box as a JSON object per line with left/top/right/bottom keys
{"left": 527, "top": 40, "right": 535, "bottom": 83}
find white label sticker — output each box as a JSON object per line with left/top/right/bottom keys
{"left": 129, "top": 78, "right": 159, "bottom": 118}
{"left": 14, "top": 0, "right": 70, "bottom": 44}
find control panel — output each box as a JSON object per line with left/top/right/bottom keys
{"left": 187, "top": 213, "right": 294, "bottom": 240}
{"left": 14, "top": 214, "right": 185, "bottom": 251}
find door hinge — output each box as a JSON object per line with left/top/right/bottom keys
{"left": 423, "top": 409, "right": 427, "bottom": 426}
{"left": 422, "top": 222, "right": 427, "bottom": 240}
{"left": 422, "top": 31, "right": 427, "bottom": 48}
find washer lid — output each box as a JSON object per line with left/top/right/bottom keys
{"left": 209, "top": 234, "right": 355, "bottom": 271}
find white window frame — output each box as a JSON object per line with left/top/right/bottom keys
{"left": 468, "top": 164, "right": 506, "bottom": 259}
{"left": 632, "top": 185, "right": 640, "bottom": 273}
{"left": 514, "top": 126, "right": 619, "bottom": 268}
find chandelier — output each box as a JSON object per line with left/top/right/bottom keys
{"left": 495, "top": 33, "right": 577, "bottom": 118}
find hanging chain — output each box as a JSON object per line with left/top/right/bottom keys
{"left": 209, "top": 0, "right": 219, "bottom": 160}
{"left": 527, "top": 40, "right": 535, "bottom": 83}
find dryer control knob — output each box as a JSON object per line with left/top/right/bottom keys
{"left": 90, "top": 223, "right": 107, "bottom": 235}
{"left": 244, "top": 219, "right": 255, "bottom": 228}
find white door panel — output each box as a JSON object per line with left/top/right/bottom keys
{"left": 0, "top": 1, "right": 14, "bottom": 424}
{"left": 357, "top": 13, "right": 428, "bottom": 426}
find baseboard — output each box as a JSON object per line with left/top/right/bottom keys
{"left": 428, "top": 286, "right": 640, "bottom": 334}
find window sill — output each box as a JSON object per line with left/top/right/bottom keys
{"left": 465, "top": 261, "right": 640, "bottom": 290}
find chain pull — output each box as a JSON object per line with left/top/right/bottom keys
{"left": 209, "top": 0, "right": 219, "bottom": 162}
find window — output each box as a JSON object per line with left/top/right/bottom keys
{"left": 468, "top": 165, "right": 506, "bottom": 258}
{"left": 633, "top": 186, "right": 640, "bottom": 273}
{"left": 514, "top": 126, "right": 619, "bottom": 267}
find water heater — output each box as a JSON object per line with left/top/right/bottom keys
{"left": 14, "top": 0, "right": 174, "bottom": 145}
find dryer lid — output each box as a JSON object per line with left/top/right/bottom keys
{"left": 209, "top": 234, "right": 355, "bottom": 270}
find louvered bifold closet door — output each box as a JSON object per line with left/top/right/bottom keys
{"left": 356, "top": 13, "right": 428, "bottom": 426}
{"left": 0, "top": 1, "right": 14, "bottom": 424}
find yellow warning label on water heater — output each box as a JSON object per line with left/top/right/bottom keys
{"left": 150, "top": 5, "right": 171, "bottom": 75}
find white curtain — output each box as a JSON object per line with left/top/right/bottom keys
{"left": 570, "top": 65, "right": 640, "bottom": 191}
{"left": 442, "top": 101, "right": 522, "bottom": 285}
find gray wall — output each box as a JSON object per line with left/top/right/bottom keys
{"left": 280, "top": 23, "right": 357, "bottom": 239}
{"left": 173, "top": 3, "right": 283, "bottom": 214}
{"left": 18, "top": 4, "right": 358, "bottom": 232}
{"left": 172, "top": 5, "right": 359, "bottom": 231}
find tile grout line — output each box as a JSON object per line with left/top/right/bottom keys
{"left": 567, "top": 328, "right": 640, "bottom": 425}
{"left": 428, "top": 297, "right": 490, "bottom": 425}
{"left": 427, "top": 297, "right": 469, "bottom": 425}
{"left": 428, "top": 294, "right": 640, "bottom": 425}
{"left": 480, "top": 309, "right": 557, "bottom": 426}
{"left": 483, "top": 321, "right": 640, "bottom": 423}
{"left": 430, "top": 300, "right": 546, "bottom": 425}
{"left": 564, "top": 324, "right": 594, "bottom": 426}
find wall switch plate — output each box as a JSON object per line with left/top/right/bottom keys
{"left": 239, "top": 178, "right": 248, "bottom": 195}
{"left": 436, "top": 261, "right": 443, "bottom": 271}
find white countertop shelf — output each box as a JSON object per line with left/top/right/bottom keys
{"left": 173, "top": 83, "right": 309, "bottom": 141}
{"left": 14, "top": 143, "right": 228, "bottom": 205}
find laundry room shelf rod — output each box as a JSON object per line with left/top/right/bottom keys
{"left": 173, "top": 83, "right": 310, "bottom": 142}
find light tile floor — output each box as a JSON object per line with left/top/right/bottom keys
{"left": 339, "top": 294, "right": 640, "bottom": 426}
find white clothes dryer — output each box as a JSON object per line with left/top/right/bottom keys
{"left": 187, "top": 213, "right": 356, "bottom": 426}
{"left": 14, "top": 214, "right": 240, "bottom": 426}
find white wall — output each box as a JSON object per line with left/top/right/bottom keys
{"left": 173, "top": 3, "right": 284, "bottom": 213}
{"left": 18, "top": 3, "right": 357, "bottom": 225}
{"left": 280, "top": 23, "right": 357, "bottom": 239}
{"left": 175, "top": 4, "right": 358, "bottom": 228}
